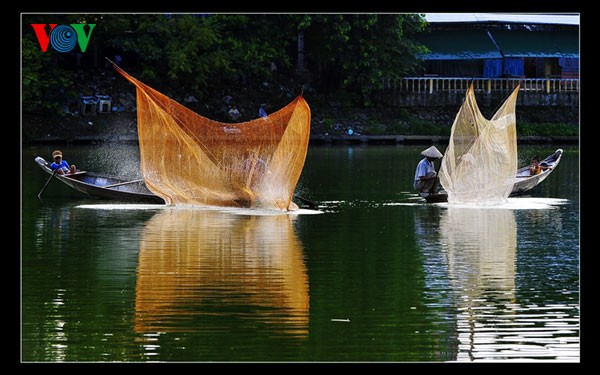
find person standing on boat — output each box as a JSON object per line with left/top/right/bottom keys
{"left": 414, "top": 146, "right": 443, "bottom": 195}
{"left": 50, "top": 150, "right": 77, "bottom": 175}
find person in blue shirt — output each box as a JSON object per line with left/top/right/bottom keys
{"left": 50, "top": 150, "right": 77, "bottom": 175}
{"left": 228, "top": 105, "right": 241, "bottom": 122}
{"left": 414, "top": 146, "right": 443, "bottom": 195}
{"left": 258, "top": 106, "right": 267, "bottom": 119}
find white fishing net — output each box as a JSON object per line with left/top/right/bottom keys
{"left": 439, "top": 85, "right": 519, "bottom": 204}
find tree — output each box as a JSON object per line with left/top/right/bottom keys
{"left": 300, "top": 14, "right": 428, "bottom": 105}
{"left": 21, "top": 14, "right": 429, "bottom": 115}
{"left": 102, "top": 14, "right": 228, "bottom": 99}
{"left": 21, "top": 15, "right": 78, "bottom": 114}
{"left": 211, "top": 14, "right": 296, "bottom": 83}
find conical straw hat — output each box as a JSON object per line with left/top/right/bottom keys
{"left": 421, "top": 146, "right": 443, "bottom": 158}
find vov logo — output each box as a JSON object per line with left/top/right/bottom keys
{"left": 31, "top": 24, "right": 96, "bottom": 53}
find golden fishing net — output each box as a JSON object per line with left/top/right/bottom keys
{"left": 112, "top": 63, "right": 311, "bottom": 210}
{"left": 439, "top": 84, "right": 519, "bottom": 204}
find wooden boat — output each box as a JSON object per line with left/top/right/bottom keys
{"left": 421, "top": 148, "right": 563, "bottom": 203}
{"left": 511, "top": 149, "right": 564, "bottom": 195}
{"left": 34, "top": 156, "right": 165, "bottom": 204}
{"left": 35, "top": 156, "right": 319, "bottom": 208}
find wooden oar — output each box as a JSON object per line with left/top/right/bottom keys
{"left": 37, "top": 170, "right": 57, "bottom": 199}
{"left": 294, "top": 194, "right": 319, "bottom": 208}
{"left": 104, "top": 179, "right": 144, "bottom": 189}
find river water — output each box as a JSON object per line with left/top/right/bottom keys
{"left": 21, "top": 143, "right": 579, "bottom": 362}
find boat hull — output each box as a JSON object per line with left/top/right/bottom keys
{"left": 421, "top": 149, "right": 563, "bottom": 203}
{"left": 35, "top": 157, "right": 165, "bottom": 204}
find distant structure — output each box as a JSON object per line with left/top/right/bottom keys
{"left": 418, "top": 13, "right": 579, "bottom": 79}
{"left": 387, "top": 13, "right": 579, "bottom": 108}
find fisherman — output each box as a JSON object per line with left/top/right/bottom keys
{"left": 414, "top": 146, "right": 443, "bottom": 195}
{"left": 530, "top": 155, "right": 554, "bottom": 176}
{"left": 49, "top": 150, "right": 77, "bottom": 175}
{"left": 228, "top": 105, "right": 241, "bottom": 122}
{"left": 243, "top": 150, "right": 271, "bottom": 183}
{"left": 259, "top": 106, "right": 268, "bottom": 119}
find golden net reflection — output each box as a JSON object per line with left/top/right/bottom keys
{"left": 112, "top": 63, "right": 311, "bottom": 211}
{"left": 439, "top": 85, "right": 519, "bottom": 204}
{"left": 134, "top": 209, "right": 309, "bottom": 336}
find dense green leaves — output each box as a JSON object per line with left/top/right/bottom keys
{"left": 22, "top": 13, "right": 428, "bottom": 113}
{"left": 299, "top": 14, "right": 428, "bottom": 104}
{"left": 22, "top": 16, "right": 78, "bottom": 113}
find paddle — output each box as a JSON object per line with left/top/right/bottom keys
{"left": 294, "top": 194, "right": 319, "bottom": 208}
{"left": 103, "top": 179, "right": 144, "bottom": 189}
{"left": 37, "top": 170, "right": 57, "bottom": 199}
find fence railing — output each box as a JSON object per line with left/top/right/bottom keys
{"left": 391, "top": 77, "right": 579, "bottom": 94}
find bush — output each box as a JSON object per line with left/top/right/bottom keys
{"left": 517, "top": 122, "right": 579, "bottom": 137}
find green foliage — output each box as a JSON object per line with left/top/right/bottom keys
{"left": 407, "top": 120, "right": 448, "bottom": 136}
{"left": 300, "top": 14, "right": 428, "bottom": 103}
{"left": 101, "top": 14, "right": 228, "bottom": 97}
{"left": 517, "top": 122, "right": 579, "bottom": 137}
{"left": 212, "top": 15, "right": 295, "bottom": 80}
{"left": 20, "top": 14, "right": 579, "bottom": 141}
{"left": 322, "top": 118, "right": 334, "bottom": 130}
{"left": 22, "top": 17, "right": 75, "bottom": 114}
{"left": 360, "top": 114, "right": 447, "bottom": 136}
{"left": 22, "top": 13, "right": 429, "bottom": 114}
{"left": 95, "top": 14, "right": 311, "bottom": 103}
{"left": 365, "top": 122, "right": 388, "bottom": 135}
{"left": 388, "top": 120, "right": 411, "bottom": 134}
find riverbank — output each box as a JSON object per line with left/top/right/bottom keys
{"left": 25, "top": 133, "right": 578, "bottom": 146}
{"left": 22, "top": 110, "right": 578, "bottom": 146}
{"left": 22, "top": 63, "right": 578, "bottom": 145}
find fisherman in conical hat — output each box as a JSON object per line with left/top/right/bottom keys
{"left": 414, "top": 146, "right": 443, "bottom": 195}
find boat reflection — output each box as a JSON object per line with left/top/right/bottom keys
{"left": 134, "top": 208, "right": 309, "bottom": 337}
{"left": 439, "top": 207, "right": 517, "bottom": 361}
